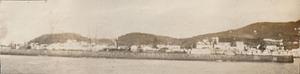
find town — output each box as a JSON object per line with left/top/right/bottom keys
{"left": 0, "top": 20, "right": 299, "bottom": 63}
{"left": 2, "top": 35, "right": 299, "bottom": 57}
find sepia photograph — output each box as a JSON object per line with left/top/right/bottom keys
{"left": 0, "top": 0, "right": 300, "bottom": 74}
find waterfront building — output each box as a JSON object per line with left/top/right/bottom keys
{"left": 46, "top": 40, "right": 87, "bottom": 50}
{"left": 130, "top": 45, "right": 140, "bottom": 52}
{"left": 9, "top": 42, "right": 20, "bottom": 49}
{"left": 157, "top": 44, "right": 181, "bottom": 49}
{"left": 0, "top": 44, "right": 10, "bottom": 49}
{"left": 91, "top": 45, "right": 108, "bottom": 51}
{"left": 197, "top": 37, "right": 246, "bottom": 50}
{"left": 30, "top": 40, "right": 109, "bottom": 51}
{"left": 196, "top": 39, "right": 211, "bottom": 49}
{"left": 214, "top": 42, "right": 231, "bottom": 50}
{"left": 130, "top": 44, "right": 181, "bottom": 52}
{"left": 235, "top": 41, "right": 246, "bottom": 50}
{"left": 190, "top": 49, "right": 212, "bottom": 54}
{"left": 141, "top": 45, "right": 158, "bottom": 52}
{"left": 263, "top": 38, "right": 284, "bottom": 50}
{"left": 30, "top": 43, "right": 47, "bottom": 50}
{"left": 130, "top": 45, "right": 157, "bottom": 52}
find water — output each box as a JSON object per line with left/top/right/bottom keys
{"left": 0, "top": 55, "right": 299, "bottom": 74}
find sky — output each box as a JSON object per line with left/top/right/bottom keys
{"left": 0, "top": 0, "right": 300, "bottom": 44}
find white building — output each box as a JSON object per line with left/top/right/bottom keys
{"left": 265, "top": 45, "right": 279, "bottom": 50}
{"left": 230, "top": 41, "right": 246, "bottom": 50}
{"left": 214, "top": 42, "right": 231, "bottom": 50}
{"left": 46, "top": 40, "right": 86, "bottom": 50}
{"left": 190, "top": 49, "right": 212, "bottom": 54}
{"left": 130, "top": 45, "right": 157, "bottom": 52}
{"left": 130, "top": 45, "right": 140, "bottom": 52}
{"left": 196, "top": 37, "right": 247, "bottom": 51}
{"left": 0, "top": 45, "right": 11, "bottom": 49}
{"left": 263, "top": 38, "right": 284, "bottom": 50}
{"left": 157, "top": 44, "right": 181, "bottom": 49}
{"left": 196, "top": 39, "right": 211, "bottom": 49}
{"left": 31, "top": 40, "right": 108, "bottom": 51}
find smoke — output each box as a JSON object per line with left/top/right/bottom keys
{"left": 0, "top": 24, "right": 7, "bottom": 40}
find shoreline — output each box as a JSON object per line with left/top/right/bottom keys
{"left": 0, "top": 49, "right": 294, "bottom": 63}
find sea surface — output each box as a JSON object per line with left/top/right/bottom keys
{"left": 0, "top": 55, "right": 299, "bottom": 74}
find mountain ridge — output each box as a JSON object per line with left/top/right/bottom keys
{"left": 117, "top": 20, "right": 300, "bottom": 48}
{"left": 29, "top": 33, "right": 114, "bottom": 45}
{"left": 30, "top": 20, "right": 300, "bottom": 49}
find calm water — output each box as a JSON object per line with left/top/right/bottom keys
{"left": 0, "top": 55, "right": 299, "bottom": 74}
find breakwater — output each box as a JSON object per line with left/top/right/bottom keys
{"left": 0, "top": 49, "right": 294, "bottom": 63}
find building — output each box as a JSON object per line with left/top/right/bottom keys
{"left": 0, "top": 45, "right": 10, "bottom": 49}
{"left": 30, "top": 40, "right": 108, "bottom": 51}
{"left": 130, "top": 45, "right": 157, "bottom": 52}
{"left": 236, "top": 41, "right": 246, "bottom": 49}
{"left": 196, "top": 39, "right": 212, "bottom": 49}
{"left": 190, "top": 49, "right": 212, "bottom": 54}
{"left": 263, "top": 38, "right": 284, "bottom": 50}
{"left": 214, "top": 42, "right": 231, "bottom": 50}
{"left": 46, "top": 40, "right": 88, "bottom": 50}
{"left": 130, "top": 44, "right": 181, "bottom": 53}
{"left": 157, "top": 44, "right": 181, "bottom": 49}
{"left": 159, "top": 45, "right": 184, "bottom": 53}
{"left": 196, "top": 37, "right": 245, "bottom": 50}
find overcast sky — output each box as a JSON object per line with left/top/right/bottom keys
{"left": 0, "top": 0, "right": 300, "bottom": 44}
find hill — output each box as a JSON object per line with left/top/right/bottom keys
{"left": 29, "top": 33, "right": 114, "bottom": 45}
{"left": 29, "top": 20, "right": 300, "bottom": 49}
{"left": 117, "top": 32, "right": 180, "bottom": 46}
{"left": 117, "top": 20, "right": 300, "bottom": 48}
{"left": 180, "top": 20, "right": 300, "bottom": 48}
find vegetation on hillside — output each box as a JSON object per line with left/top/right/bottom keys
{"left": 30, "top": 20, "right": 300, "bottom": 49}
{"left": 29, "top": 33, "right": 114, "bottom": 45}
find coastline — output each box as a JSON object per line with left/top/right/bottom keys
{"left": 0, "top": 49, "right": 294, "bottom": 63}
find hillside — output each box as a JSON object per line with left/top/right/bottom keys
{"left": 117, "top": 32, "right": 180, "bottom": 46}
{"left": 29, "top": 20, "right": 300, "bottom": 48}
{"left": 180, "top": 20, "right": 300, "bottom": 48}
{"left": 195, "top": 20, "right": 298, "bottom": 39}
{"left": 117, "top": 20, "right": 300, "bottom": 48}
{"left": 29, "top": 33, "right": 114, "bottom": 45}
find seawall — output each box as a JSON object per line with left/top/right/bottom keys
{"left": 0, "top": 49, "right": 294, "bottom": 63}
